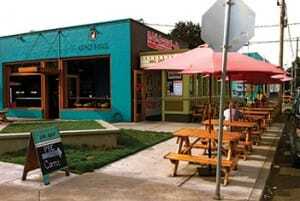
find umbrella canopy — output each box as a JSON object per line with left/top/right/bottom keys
{"left": 281, "top": 76, "right": 293, "bottom": 82}
{"left": 145, "top": 46, "right": 284, "bottom": 76}
{"left": 271, "top": 74, "right": 293, "bottom": 81}
{"left": 213, "top": 73, "right": 283, "bottom": 84}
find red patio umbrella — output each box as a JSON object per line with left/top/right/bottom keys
{"left": 144, "top": 46, "right": 284, "bottom": 170}
{"left": 145, "top": 46, "right": 284, "bottom": 76}
{"left": 145, "top": 46, "right": 283, "bottom": 121}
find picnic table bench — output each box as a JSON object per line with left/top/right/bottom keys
{"left": 191, "top": 104, "right": 207, "bottom": 122}
{"left": 164, "top": 128, "right": 240, "bottom": 185}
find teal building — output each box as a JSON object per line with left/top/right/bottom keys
{"left": 0, "top": 19, "right": 179, "bottom": 121}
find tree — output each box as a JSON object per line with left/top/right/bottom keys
{"left": 170, "top": 21, "right": 205, "bottom": 49}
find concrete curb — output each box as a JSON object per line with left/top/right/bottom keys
{"left": 247, "top": 123, "right": 283, "bottom": 201}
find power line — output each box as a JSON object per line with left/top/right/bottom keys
{"left": 248, "top": 38, "right": 300, "bottom": 45}
{"left": 255, "top": 22, "right": 300, "bottom": 28}
{"left": 144, "top": 21, "right": 300, "bottom": 29}
{"left": 145, "top": 23, "right": 174, "bottom": 28}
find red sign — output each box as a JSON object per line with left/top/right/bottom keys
{"left": 147, "top": 31, "right": 179, "bottom": 50}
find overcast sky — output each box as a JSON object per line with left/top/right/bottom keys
{"left": 1, "top": 0, "right": 299, "bottom": 68}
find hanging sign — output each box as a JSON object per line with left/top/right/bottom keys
{"left": 147, "top": 31, "right": 179, "bottom": 50}
{"left": 22, "top": 127, "right": 69, "bottom": 185}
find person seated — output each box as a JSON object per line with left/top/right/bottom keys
{"left": 261, "top": 93, "right": 267, "bottom": 106}
{"left": 223, "top": 101, "right": 243, "bottom": 121}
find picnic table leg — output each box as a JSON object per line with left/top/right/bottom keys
{"left": 232, "top": 142, "right": 239, "bottom": 170}
{"left": 184, "top": 137, "right": 192, "bottom": 155}
{"left": 239, "top": 131, "right": 248, "bottom": 161}
{"left": 173, "top": 137, "right": 184, "bottom": 176}
{"left": 227, "top": 142, "right": 232, "bottom": 161}
{"left": 223, "top": 168, "right": 230, "bottom": 186}
{"left": 247, "top": 128, "right": 253, "bottom": 152}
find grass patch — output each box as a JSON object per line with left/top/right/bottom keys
{"left": 0, "top": 120, "right": 104, "bottom": 133}
{"left": 0, "top": 129, "right": 172, "bottom": 174}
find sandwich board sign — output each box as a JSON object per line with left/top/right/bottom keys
{"left": 22, "top": 127, "right": 69, "bottom": 185}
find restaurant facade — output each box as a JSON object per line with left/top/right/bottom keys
{"left": 0, "top": 19, "right": 181, "bottom": 122}
{"left": 140, "top": 50, "right": 226, "bottom": 122}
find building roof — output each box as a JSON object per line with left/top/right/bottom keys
{"left": 244, "top": 52, "right": 268, "bottom": 62}
{"left": 0, "top": 18, "right": 167, "bottom": 39}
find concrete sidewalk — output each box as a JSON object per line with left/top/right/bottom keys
{"left": 98, "top": 123, "right": 283, "bottom": 201}
{"left": 0, "top": 122, "right": 283, "bottom": 201}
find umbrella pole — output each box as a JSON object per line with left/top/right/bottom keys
{"left": 251, "top": 84, "right": 253, "bottom": 104}
{"left": 208, "top": 74, "right": 212, "bottom": 171}
{"left": 228, "top": 76, "right": 232, "bottom": 131}
{"left": 215, "top": 0, "right": 232, "bottom": 199}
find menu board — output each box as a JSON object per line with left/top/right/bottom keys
{"left": 173, "top": 80, "right": 183, "bottom": 96}
{"left": 22, "top": 127, "right": 69, "bottom": 185}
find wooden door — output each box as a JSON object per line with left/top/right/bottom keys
{"left": 133, "top": 70, "right": 145, "bottom": 122}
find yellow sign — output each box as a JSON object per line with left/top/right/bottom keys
{"left": 140, "top": 53, "right": 178, "bottom": 69}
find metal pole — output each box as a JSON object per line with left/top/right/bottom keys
{"left": 215, "top": 0, "right": 232, "bottom": 199}
{"left": 279, "top": 0, "right": 285, "bottom": 68}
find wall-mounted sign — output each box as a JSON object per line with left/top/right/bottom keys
{"left": 167, "top": 72, "right": 182, "bottom": 80}
{"left": 78, "top": 43, "right": 109, "bottom": 51}
{"left": 22, "top": 127, "right": 69, "bottom": 185}
{"left": 140, "top": 53, "right": 180, "bottom": 68}
{"left": 147, "top": 31, "right": 179, "bottom": 50}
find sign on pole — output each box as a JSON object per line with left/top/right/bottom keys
{"left": 202, "top": 0, "right": 255, "bottom": 52}
{"left": 22, "top": 127, "right": 69, "bottom": 185}
{"left": 201, "top": 0, "right": 255, "bottom": 199}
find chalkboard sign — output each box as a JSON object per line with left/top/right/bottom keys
{"left": 22, "top": 127, "right": 69, "bottom": 185}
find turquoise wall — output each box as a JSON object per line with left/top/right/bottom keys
{"left": 7, "top": 108, "right": 43, "bottom": 119}
{"left": 0, "top": 19, "right": 132, "bottom": 122}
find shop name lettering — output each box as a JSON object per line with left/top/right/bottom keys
{"left": 78, "top": 43, "right": 109, "bottom": 51}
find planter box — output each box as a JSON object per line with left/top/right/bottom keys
{"left": 0, "top": 120, "right": 120, "bottom": 155}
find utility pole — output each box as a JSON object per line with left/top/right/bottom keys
{"left": 278, "top": 0, "right": 286, "bottom": 68}
{"left": 295, "top": 38, "right": 299, "bottom": 92}
{"left": 277, "top": 0, "right": 286, "bottom": 110}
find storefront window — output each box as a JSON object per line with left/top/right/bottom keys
{"left": 66, "top": 57, "right": 111, "bottom": 109}
{"left": 9, "top": 75, "right": 41, "bottom": 107}
{"left": 167, "top": 72, "right": 182, "bottom": 96}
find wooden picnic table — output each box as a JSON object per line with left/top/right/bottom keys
{"left": 240, "top": 110, "right": 271, "bottom": 125}
{"left": 241, "top": 107, "right": 274, "bottom": 112}
{"left": 241, "top": 114, "right": 266, "bottom": 144}
{"left": 202, "top": 119, "right": 257, "bottom": 156}
{"left": 242, "top": 114, "right": 266, "bottom": 129}
{"left": 202, "top": 119, "right": 257, "bottom": 129}
{"left": 174, "top": 128, "right": 240, "bottom": 142}
{"left": 240, "top": 110, "right": 270, "bottom": 116}
{"left": 164, "top": 128, "right": 240, "bottom": 185}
